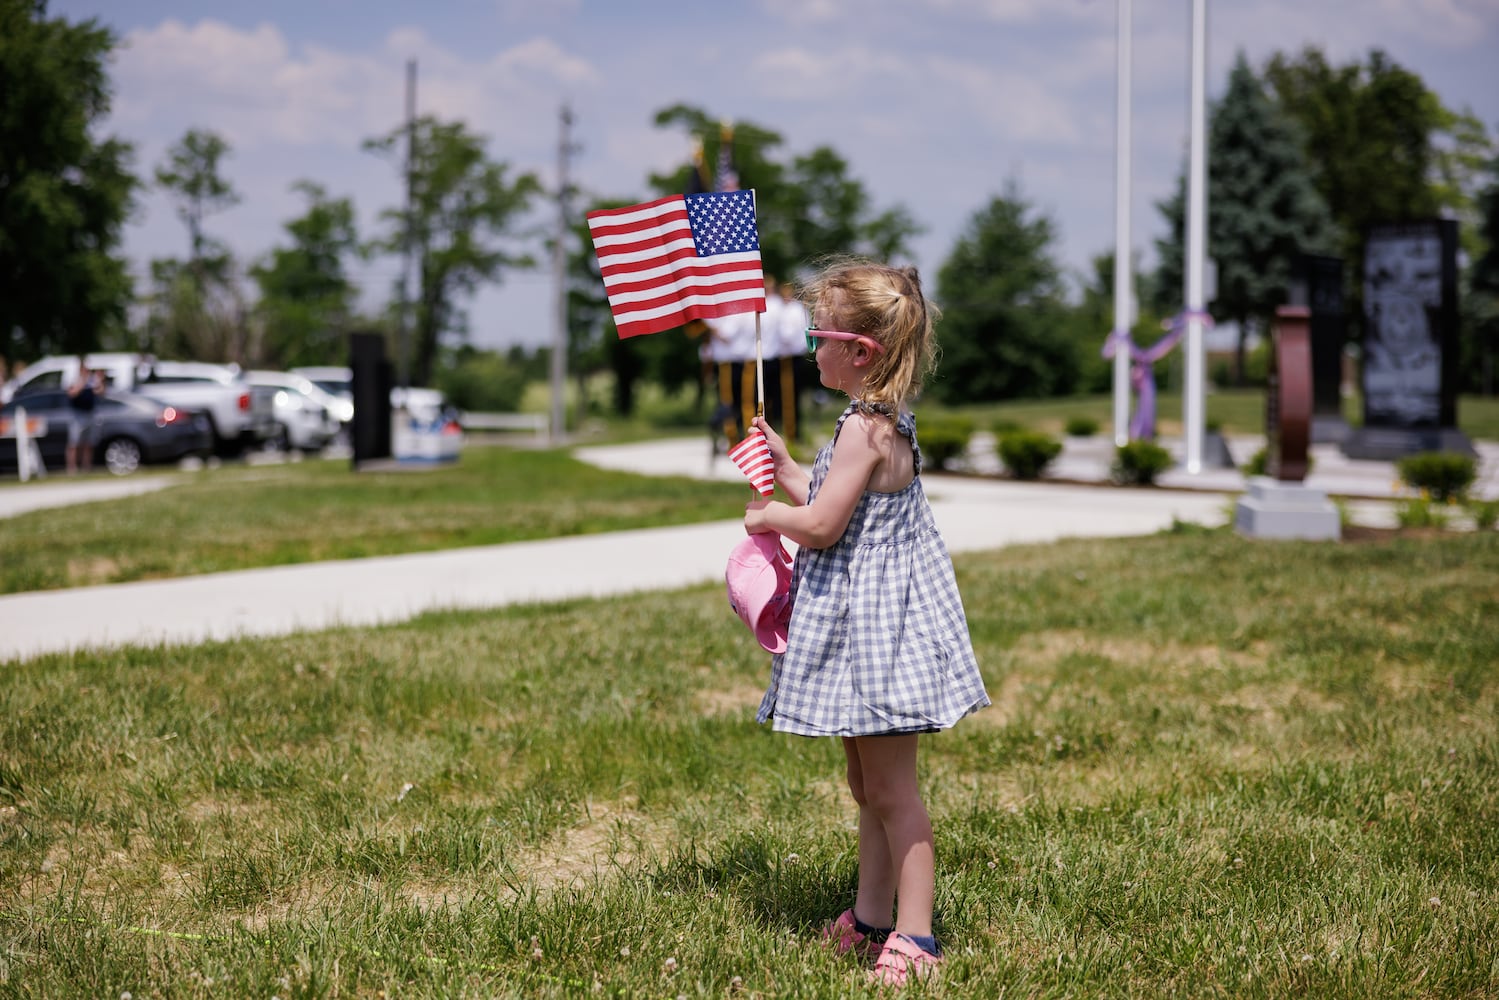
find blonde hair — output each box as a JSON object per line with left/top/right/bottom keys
{"left": 806, "top": 257, "right": 938, "bottom": 414}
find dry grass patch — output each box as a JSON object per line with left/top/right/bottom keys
{"left": 510, "top": 799, "right": 671, "bottom": 894}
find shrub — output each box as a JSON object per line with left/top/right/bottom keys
{"left": 1468, "top": 498, "right": 1499, "bottom": 532}
{"left": 1395, "top": 497, "right": 1451, "bottom": 530}
{"left": 1244, "top": 446, "right": 1314, "bottom": 478}
{"left": 1245, "top": 447, "right": 1267, "bottom": 477}
{"left": 1112, "top": 440, "right": 1173, "bottom": 486}
{"left": 435, "top": 352, "right": 529, "bottom": 412}
{"left": 997, "top": 429, "right": 1062, "bottom": 480}
{"left": 919, "top": 417, "right": 975, "bottom": 471}
{"left": 1064, "top": 415, "right": 1100, "bottom": 437}
{"left": 1396, "top": 451, "right": 1476, "bottom": 503}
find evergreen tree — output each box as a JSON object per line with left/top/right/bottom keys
{"left": 1157, "top": 52, "right": 1335, "bottom": 382}
{"left": 934, "top": 183, "right": 1074, "bottom": 402}
{"left": 1466, "top": 157, "right": 1499, "bottom": 395}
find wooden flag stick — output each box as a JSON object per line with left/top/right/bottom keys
{"left": 754, "top": 310, "right": 765, "bottom": 418}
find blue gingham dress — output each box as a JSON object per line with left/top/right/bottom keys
{"left": 756, "top": 404, "right": 990, "bottom": 737}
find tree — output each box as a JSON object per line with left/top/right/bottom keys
{"left": 250, "top": 181, "right": 359, "bottom": 367}
{"left": 0, "top": 0, "right": 137, "bottom": 366}
{"left": 150, "top": 128, "right": 247, "bottom": 361}
{"left": 155, "top": 128, "right": 239, "bottom": 269}
{"left": 1263, "top": 47, "right": 1490, "bottom": 334}
{"left": 365, "top": 116, "right": 542, "bottom": 388}
{"left": 1157, "top": 53, "right": 1335, "bottom": 382}
{"left": 1466, "top": 156, "right": 1499, "bottom": 394}
{"left": 934, "top": 183, "right": 1075, "bottom": 402}
{"left": 648, "top": 105, "right": 922, "bottom": 279}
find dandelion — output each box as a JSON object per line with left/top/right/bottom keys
{"left": 121, "top": 994, "right": 132, "bottom": 1000}
{"left": 1428, "top": 896, "right": 1442, "bottom": 909}
{"left": 619, "top": 946, "right": 631, "bottom": 958}
{"left": 664, "top": 956, "right": 678, "bottom": 973}
{"left": 532, "top": 947, "right": 544, "bottom": 961}
{"left": 987, "top": 860, "right": 997, "bottom": 870}
{"left": 784, "top": 852, "right": 800, "bottom": 865}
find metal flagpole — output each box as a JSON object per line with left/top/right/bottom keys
{"left": 1183, "top": 0, "right": 1208, "bottom": 473}
{"left": 1112, "top": 0, "right": 1133, "bottom": 447}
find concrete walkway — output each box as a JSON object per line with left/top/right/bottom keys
{"left": 1, "top": 431, "right": 1489, "bottom": 663}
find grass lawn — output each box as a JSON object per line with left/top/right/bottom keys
{"left": 0, "top": 447, "right": 751, "bottom": 595}
{"left": 2, "top": 530, "right": 1495, "bottom": 997}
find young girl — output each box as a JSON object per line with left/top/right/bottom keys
{"left": 744, "top": 260, "right": 990, "bottom": 986}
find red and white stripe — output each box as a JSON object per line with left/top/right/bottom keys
{"left": 728, "top": 428, "right": 776, "bottom": 497}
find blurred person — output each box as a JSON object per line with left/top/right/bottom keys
{"left": 65, "top": 356, "right": 103, "bottom": 474}
{"left": 708, "top": 305, "right": 760, "bottom": 447}
{"left": 774, "top": 279, "right": 812, "bottom": 441}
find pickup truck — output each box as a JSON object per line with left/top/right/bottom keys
{"left": 1, "top": 353, "right": 277, "bottom": 456}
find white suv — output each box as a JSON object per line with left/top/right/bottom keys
{"left": 246, "top": 370, "right": 342, "bottom": 452}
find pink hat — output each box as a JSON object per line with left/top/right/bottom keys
{"left": 725, "top": 533, "right": 794, "bottom": 653}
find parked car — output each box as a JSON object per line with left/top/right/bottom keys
{"left": 0, "top": 389, "right": 213, "bottom": 476}
{"left": 288, "top": 366, "right": 460, "bottom": 428}
{"left": 245, "top": 370, "right": 343, "bottom": 452}
{"left": 3, "top": 354, "right": 275, "bottom": 456}
{"left": 288, "top": 366, "right": 354, "bottom": 424}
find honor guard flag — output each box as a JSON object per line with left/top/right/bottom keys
{"left": 728, "top": 426, "right": 776, "bottom": 496}
{"left": 586, "top": 190, "right": 765, "bottom": 339}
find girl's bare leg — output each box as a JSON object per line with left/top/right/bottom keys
{"left": 851, "top": 733, "right": 934, "bottom": 938}
{"left": 842, "top": 736, "right": 895, "bottom": 927}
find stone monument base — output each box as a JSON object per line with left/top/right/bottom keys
{"left": 1235, "top": 476, "right": 1341, "bottom": 541}
{"left": 1311, "top": 414, "right": 1351, "bottom": 445}
{"left": 1342, "top": 426, "right": 1475, "bottom": 461}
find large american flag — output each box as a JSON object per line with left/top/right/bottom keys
{"left": 586, "top": 190, "right": 765, "bottom": 339}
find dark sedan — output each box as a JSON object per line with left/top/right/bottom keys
{"left": 0, "top": 389, "right": 213, "bottom": 476}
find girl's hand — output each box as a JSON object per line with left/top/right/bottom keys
{"left": 751, "top": 415, "right": 811, "bottom": 506}
{"left": 752, "top": 415, "right": 789, "bottom": 464}
{"left": 744, "top": 498, "right": 775, "bottom": 534}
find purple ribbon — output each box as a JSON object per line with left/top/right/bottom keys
{"left": 1101, "top": 311, "right": 1209, "bottom": 440}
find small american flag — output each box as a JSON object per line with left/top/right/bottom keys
{"left": 586, "top": 191, "right": 765, "bottom": 339}
{"left": 728, "top": 427, "right": 775, "bottom": 496}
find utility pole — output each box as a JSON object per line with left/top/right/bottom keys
{"left": 549, "top": 103, "right": 576, "bottom": 444}
{"left": 398, "top": 58, "right": 417, "bottom": 392}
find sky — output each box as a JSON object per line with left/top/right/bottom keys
{"left": 50, "top": 0, "right": 1499, "bottom": 356}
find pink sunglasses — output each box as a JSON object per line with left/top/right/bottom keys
{"left": 805, "top": 324, "right": 885, "bottom": 355}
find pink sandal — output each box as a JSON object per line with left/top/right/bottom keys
{"left": 821, "top": 908, "right": 884, "bottom": 959}
{"left": 870, "top": 933, "right": 943, "bottom": 987}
